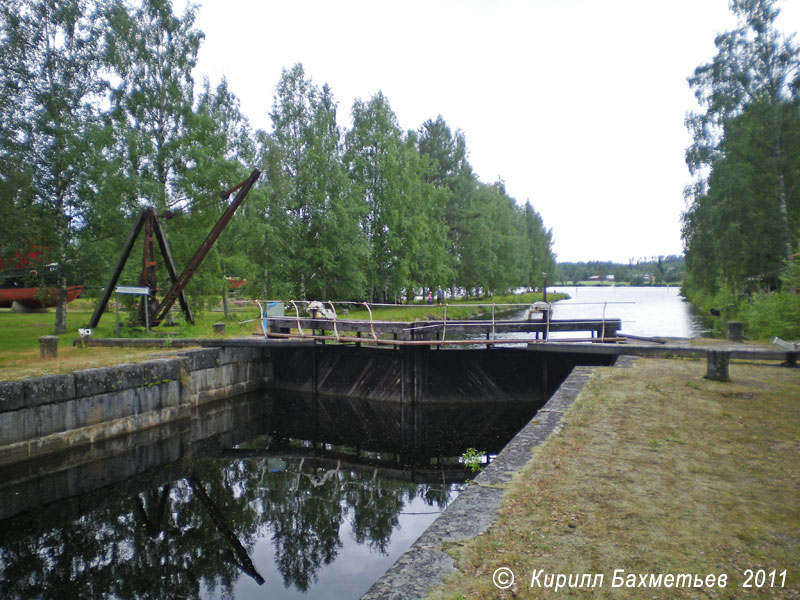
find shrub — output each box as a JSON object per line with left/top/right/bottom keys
{"left": 739, "top": 291, "right": 800, "bottom": 340}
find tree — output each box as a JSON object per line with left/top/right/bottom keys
{"left": 345, "top": 92, "right": 408, "bottom": 302}
{"left": 104, "top": 0, "right": 203, "bottom": 213}
{"left": 302, "top": 83, "right": 369, "bottom": 300}
{"left": 517, "top": 201, "right": 555, "bottom": 290}
{"left": 419, "top": 116, "right": 470, "bottom": 291}
{"left": 178, "top": 77, "right": 258, "bottom": 317}
{"left": 0, "top": 0, "right": 105, "bottom": 333}
{"left": 263, "top": 64, "right": 368, "bottom": 301}
{"left": 101, "top": 0, "right": 232, "bottom": 317}
{"left": 684, "top": 100, "right": 800, "bottom": 292}
{"left": 684, "top": 0, "right": 800, "bottom": 294}
{"left": 395, "top": 131, "right": 450, "bottom": 297}
{"left": 344, "top": 94, "right": 453, "bottom": 301}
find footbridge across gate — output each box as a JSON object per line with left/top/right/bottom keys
{"left": 257, "top": 309, "right": 624, "bottom": 405}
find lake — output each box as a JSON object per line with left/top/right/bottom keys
{"left": 548, "top": 285, "right": 706, "bottom": 339}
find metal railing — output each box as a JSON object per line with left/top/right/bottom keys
{"left": 254, "top": 299, "right": 627, "bottom": 347}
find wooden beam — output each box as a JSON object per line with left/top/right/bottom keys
{"left": 151, "top": 214, "right": 194, "bottom": 325}
{"left": 87, "top": 209, "right": 148, "bottom": 328}
{"left": 151, "top": 169, "right": 261, "bottom": 325}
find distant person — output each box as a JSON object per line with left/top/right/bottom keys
{"left": 427, "top": 290, "right": 433, "bottom": 304}
{"left": 436, "top": 286, "right": 444, "bottom": 305}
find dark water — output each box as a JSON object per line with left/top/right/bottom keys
{"left": 0, "top": 391, "right": 541, "bottom": 599}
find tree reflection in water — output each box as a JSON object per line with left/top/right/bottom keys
{"left": 0, "top": 391, "right": 539, "bottom": 598}
{"left": 0, "top": 450, "right": 458, "bottom": 599}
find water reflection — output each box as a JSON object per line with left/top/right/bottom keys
{"left": 0, "top": 389, "right": 541, "bottom": 599}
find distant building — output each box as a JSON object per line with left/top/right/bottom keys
{"left": 588, "top": 275, "right": 601, "bottom": 281}
{"left": 605, "top": 275, "right": 614, "bottom": 281}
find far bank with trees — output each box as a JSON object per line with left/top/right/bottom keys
{"left": 556, "top": 256, "right": 685, "bottom": 286}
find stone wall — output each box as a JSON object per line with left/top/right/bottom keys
{"left": 0, "top": 346, "right": 270, "bottom": 467}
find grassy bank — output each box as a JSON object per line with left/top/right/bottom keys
{"left": 682, "top": 276, "right": 800, "bottom": 342}
{"left": 430, "top": 357, "right": 800, "bottom": 599}
{"left": 0, "top": 300, "right": 263, "bottom": 381}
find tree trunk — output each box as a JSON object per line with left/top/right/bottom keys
{"left": 298, "top": 271, "right": 306, "bottom": 301}
{"left": 54, "top": 220, "right": 68, "bottom": 335}
{"left": 221, "top": 258, "right": 230, "bottom": 319}
{"left": 55, "top": 272, "right": 67, "bottom": 334}
{"left": 777, "top": 168, "right": 792, "bottom": 264}
{"left": 774, "top": 119, "right": 793, "bottom": 265}
{"left": 222, "top": 283, "right": 230, "bottom": 320}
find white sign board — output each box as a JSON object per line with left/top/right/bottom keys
{"left": 115, "top": 286, "right": 151, "bottom": 295}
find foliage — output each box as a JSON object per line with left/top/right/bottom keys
{"left": 557, "top": 256, "right": 685, "bottom": 285}
{"left": 2, "top": 0, "right": 558, "bottom": 332}
{"left": 682, "top": 0, "right": 800, "bottom": 298}
{"left": 262, "top": 66, "right": 369, "bottom": 301}
{"left": 0, "top": 0, "right": 107, "bottom": 333}
{"left": 738, "top": 290, "right": 800, "bottom": 340}
{"left": 461, "top": 447, "right": 484, "bottom": 473}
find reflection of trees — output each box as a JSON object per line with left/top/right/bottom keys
{"left": 0, "top": 455, "right": 457, "bottom": 599}
{"left": 344, "top": 472, "right": 407, "bottom": 554}
{"left": 261, "top": 457, "right": 455, "bottom": 588}
{"left": 261, "top": 460, "right": 344, "bottom": 591}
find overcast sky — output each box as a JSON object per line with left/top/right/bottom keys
{"left": 188, "top": 0, "right": 799, "bottom": 263}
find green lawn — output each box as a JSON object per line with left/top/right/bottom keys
{"left": 0, "top": 299, "right": 263, "bottom": 381}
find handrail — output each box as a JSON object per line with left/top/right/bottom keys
{"left": 258, "top": 298, "right": 627, "bottom": 345}
{"left": 290, "top": 300, "right": 304, "bottom": 337}
{"left": 328, "top": 301, "right": 340, "bottom": 341}
{"left": 271, "top": 315, "right": 627, "bottom": 328}
{"left": 363, "top": 302, "right": 378, "bottom": 340}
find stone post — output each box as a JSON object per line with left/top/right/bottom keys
{"left": 39, "top": 335, "right": 59, "bottom": 359}
{"left": 213, "top": 322, "right": 226, "bottom": 336}
{"left": 704, "top": 350, "right": 730, "bottom": 381}
{"left": 726, "top": 321, "right": 743, "bottom": 342}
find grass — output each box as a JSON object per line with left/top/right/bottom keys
{"left": 0, "top": 299, "right": 263, "bottom": 381}
{"left": 428, "top": 357, "right": 800, "bottom": 599}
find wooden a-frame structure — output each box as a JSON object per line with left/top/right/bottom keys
{"left": 88, "top": 169, "right": 261, "bottom": 328}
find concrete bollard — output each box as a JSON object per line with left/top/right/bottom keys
{"left": 39, "top": 335, "right": 59, "bottom": 359}
{"left": 213, "top": 322, "right": 226, "bottom": 336}
{"left": 726, "top": 321, "right": 743, "bottom": 342}
{"left": 704, "top": 349, "right": 731, "bottom": 381}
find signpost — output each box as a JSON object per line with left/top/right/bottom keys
{"left": 115, "top": 286, "right": 151, "bottom": 334}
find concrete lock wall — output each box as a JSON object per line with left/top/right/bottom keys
{"left": 0, "top": 347, "right": 271, "bottom": 468}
